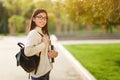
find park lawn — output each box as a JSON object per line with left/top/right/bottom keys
{"left": 64, "top": 44, "right": 120, "bottom": 80}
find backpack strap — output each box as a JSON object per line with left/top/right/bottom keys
{"left": 37, "top": 31, "right": 44, "bottom": 37}
{"left": 34, "top": 52, "right": 41, "bottom": 74}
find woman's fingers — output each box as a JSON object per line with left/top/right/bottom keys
{"left": 48, "top": 50, "right": 58, "bottom": 58}
{"left": 42, "top": 37, "right": 50, "bottom": 44}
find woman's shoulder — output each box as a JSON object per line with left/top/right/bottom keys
{"left": 26, "top": 30, "right": 38, "bottom": 38}
{"left": 27, "top": 29, "right": 42, "bottom": 39}
{"left": 29, "top": 29, "right": 37, "bottom": 34}
{"left": 29, "top": 29, "right": 40, "bottom": 35}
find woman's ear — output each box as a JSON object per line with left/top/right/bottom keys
{"left": 32, "top": 17, "right": 35, "bottom": 22}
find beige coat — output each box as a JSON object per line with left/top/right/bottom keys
{"left": 24, "top": 28, "right": 52, "bottom": 78}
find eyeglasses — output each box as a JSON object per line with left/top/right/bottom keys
{"left": 36, "top": 15, "right": 47, "bottom": 20}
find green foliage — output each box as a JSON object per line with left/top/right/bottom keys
{"left": 3, "top": 0, "right": 22, "bottom": 16}
{"left": 48, "top": 13, "right": 56, "bottom": 34}
{"left": 64, "top": 0, "right": 120, "bottom": 25}
{"left": 8, "top": 15, "right": 25, "bottom": 33}
{"left": 20, "top": 0, "right": 35, "bottom": 19}
{"left": 64, "top": 44, "right": 120, "bottom": 80}
{"left": 1, "top": 0, "right": 120, "bottom": 34}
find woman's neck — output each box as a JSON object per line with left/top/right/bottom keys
{"left": 35, "top": 27, "right": 43, "bottom": 34}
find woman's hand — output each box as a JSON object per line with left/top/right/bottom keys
{"left": 48, "top": 50, "right": 58, "bottom": 58}
{"left": 41, "top": 36, "right": 50, "bottom": 44}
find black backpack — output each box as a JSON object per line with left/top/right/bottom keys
{"left": 15, "top": 42, "right": 41, "bottom": 74}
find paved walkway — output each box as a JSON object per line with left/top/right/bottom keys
{"left": 1, "top": 36, "right": 120, "bottom": 80}
{"left": 0, "top": 36, "right": 96, "bottom": 80}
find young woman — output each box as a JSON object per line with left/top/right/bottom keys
{"left": 24, "top": 8, "right": 58, "bottom": 80}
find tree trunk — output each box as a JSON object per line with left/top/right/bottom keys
{"left": 9, "top": 21, "right": 15, "bottom": 36}
{"left": 101, "top": 24, "right": 107, "bottom": 34}
{"left": 25, "top": 20, "right": 30, "bottom": 35}
{"left": 117, "top": 24, "right": 120, "bottom": 32}
{"left": 86, "top": 24, "right": 92, "bottom": 33}
{"left": 56, "top": 18, "right": 62, "bottom": 34}
{"left": 63, "top": 25, "right": 68, "bottom": 34}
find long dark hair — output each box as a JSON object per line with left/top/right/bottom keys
{"left": 29, "top": 8, "right": 49, "bottom": 35}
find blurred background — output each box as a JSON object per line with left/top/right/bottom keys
{"left": 0, "top": 0, "right": 120, "bottom": 80}
{"left": 0, "top": 0, "right": 120, "bottom": 40}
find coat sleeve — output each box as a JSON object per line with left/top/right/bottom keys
{"left": 24, "top": 30, "right": 46, "bottom": 56}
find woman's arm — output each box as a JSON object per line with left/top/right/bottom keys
{"left": 24, "top": 42, "right": 46, "bottom": 56}
{"left": 24, "top": 30, "right": 46, "bottom": 56}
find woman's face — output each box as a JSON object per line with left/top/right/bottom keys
{"left": 33, "top": 12, "right": 47, "bottom": 28}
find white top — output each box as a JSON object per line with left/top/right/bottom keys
{"left": 24, "top": 27, "right": 52, "bottom": 77}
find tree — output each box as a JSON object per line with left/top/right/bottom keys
{"left": 64, "top": 0, "right": 120, "bottom": 33}
{"left": 0, "top": 0, "right": 8, "bottom": 34}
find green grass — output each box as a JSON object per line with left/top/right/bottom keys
{"left": 64, "top": 44, "right": 120, "bottom": 80}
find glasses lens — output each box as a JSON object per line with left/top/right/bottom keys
{"left": 36, "top": 15, "right": 47, "bottom": 20}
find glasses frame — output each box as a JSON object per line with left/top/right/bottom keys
{"left": 36, "top": 15, "right": 47, "bottom": 21}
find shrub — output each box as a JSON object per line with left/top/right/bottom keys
{"left": 8, "top": 15, "right": 25, "bottom": 33}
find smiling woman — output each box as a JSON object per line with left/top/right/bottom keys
{"left": 33, "top": 12, "right": 47, "bottom": 28}
{"left": 21, "top": 9, "right": 58, "bottom": 80}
